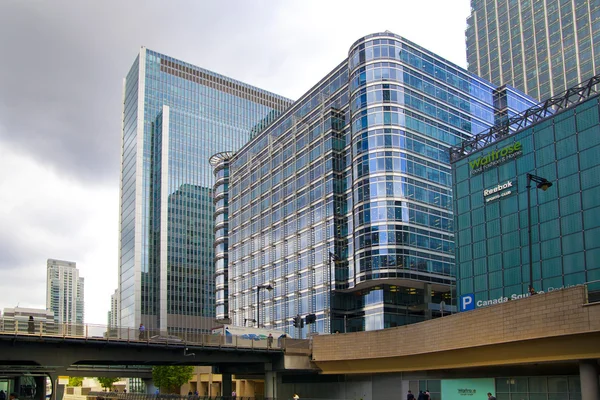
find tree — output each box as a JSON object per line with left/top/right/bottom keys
{"left": 68, "top": 377, "right": 83, "bottom": 387}
{"left": 97, "top": 377, "right": 120, "bottom": 391}
{"left": 152, "top": 366, "right": 194, "bottom": 394}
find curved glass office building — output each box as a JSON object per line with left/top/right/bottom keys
{"left": 451, "top": 75, "right": 600, "bottom": 311}
{"left": 222, "top": 32, "right": 534, "bottom": 337}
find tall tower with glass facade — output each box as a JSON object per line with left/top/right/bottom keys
{"left": 46, "top": 259, "right": 84, "bottom": 326}
{"left": 217, "top": 32, "right": 535, "bottom": 337}
{"left": 466, "top": 0, "right": 600, "bottom": 102}
{"left": 119, "top": 47, "right": 291, "bottom": 334}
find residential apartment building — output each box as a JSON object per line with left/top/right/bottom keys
{"left": 1, "top": 307, "right": 56, "bottom": 334}
{"left": 46, "top": 258, "right": 84, "bottom": 328}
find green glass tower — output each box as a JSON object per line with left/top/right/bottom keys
{"left": 467, "top": 0, "right": 600, "bottom": 101}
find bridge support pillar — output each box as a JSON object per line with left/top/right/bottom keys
{"left": 580, "top": 360, "right": 600, "bottom": 400}
{"left": 48, "top": 372, "right": 66, "bottom": 400}
{"left": 221, "top": 373, "right": 232, "bottom": 397}
{"left": 34, "top": 376, "right": 46, "bottom": 400}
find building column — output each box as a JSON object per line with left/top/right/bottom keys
{"left": 580, "top": 360, "right": 600, "bottom": 400}
{"left": 48, "top": 373, "right": 65, "bottom": 400}
{"left": 221, "top": 373, "right": 232, "bottom": 397}
{"left": 424, "top": 283, "right": 432, "bottom": 320}
{"left": 265, "top": 372, "right": 277, "bottom": 400}
{"left": 142, "top": 378, "right": 156, "bottom": 394}
{"left": 34, "top": 376, "right": 46, "bottom": 400}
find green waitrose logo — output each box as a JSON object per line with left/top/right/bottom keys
{"left": 469, "top": 142, "right": 522, "bottom": 175}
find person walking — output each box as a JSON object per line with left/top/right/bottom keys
{"left": 27, "top": 316, "right": 35, "bottom": 334}
{"left": 417, "top": 391, "right": 425, "bottom": 400}
{"left": 407, "top": 390, "right": 415, "bottom": 400}
{"left": 139, "top": 323, "right": 145, "bottom": 340}
{"left": 0, "top": 390, "right": 6, "bottom": 400}
{"left": 487, "top": 393, "right": 497, "bottom": 400}
{"left": 267, "top": 333, "right": 273, "bottom": 349}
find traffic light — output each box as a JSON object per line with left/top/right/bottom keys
{"left": 305, "top": 313, "right": 316, "bottom": 324}
{"left": 293, "top": 315, "right": 304, "bottom": 328}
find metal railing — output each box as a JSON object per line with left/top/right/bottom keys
{"left": 449, "top": 73, "right": 600, "bottom": 162}
{"left": 0, "top": 321, "right": 309, "bottom": 353}
{"left": 87, "top": 394, "right": 264, "bottom": 400}
{"left": 87, "top": 394, "right": 269, "bottom": 400}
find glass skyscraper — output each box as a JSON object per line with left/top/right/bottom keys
{"left": 451, "top": 75, "right": 600, "bottom": 310}
{"left": 119, "top": 47, "right": 291, "bottom": 334}
{"left": 217, "top": 32, "right": 535, "bottom": 338}
{"left": 466, "top": 0, "right": 600, "bottom": 101}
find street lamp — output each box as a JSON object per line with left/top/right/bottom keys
{"left": 255, "top": 284, "right": 273, "bottom": 328}
{"left": 526, "top": 173, "right": 553, "bottom": 295}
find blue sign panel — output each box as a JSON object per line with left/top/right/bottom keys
{"left": 460, "top": 293, "right": 475, "bottom": 311}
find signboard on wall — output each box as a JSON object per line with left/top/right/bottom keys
{"left": 469, "top": 141, "right": 523, "bottom": 175}
{"left": 441, "top": 379, "right": 495, "bottom": 400}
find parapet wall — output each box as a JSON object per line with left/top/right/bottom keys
{"left": 312, "top": 285, "right": 600, "bottom": 362}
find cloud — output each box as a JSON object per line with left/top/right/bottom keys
{"left": 0, "top": 141, "right": 118, "bottom": 323}
{"left": 0, "top": 0, "right": 471, "bottom": 324}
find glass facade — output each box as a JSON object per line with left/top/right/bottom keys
{"left": 210, "top": 152, "right": 234, "bottom": 321}
{"left": 467, "top": 0, "right": 600, "bottom": 102}
{"left": 223, "top": 32, "right": 535, "bottom": 338}
{"left": 495, "top": 376, "right": 581, "bottom": 400}
{"left": 118, "top": 47, "right": 291, "bottom": 333}
{"left": 452, "top": 95, "right": 600, "bottom": 308}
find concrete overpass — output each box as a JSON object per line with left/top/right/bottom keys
{"left": 304, "top": 285, "right": 600, "bottom": 400}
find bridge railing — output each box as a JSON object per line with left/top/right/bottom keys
{"left": 87, "top": 394, "right": 266, "bottom": 400}
{"left": 0, "top": 321, "right": 306, "bottom": 352}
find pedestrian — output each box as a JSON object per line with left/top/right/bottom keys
{"left": 187, "top": 391, "right": 192, "bottom": 396}
{"left": 267, "top": 333, "right": 273, "bottom": 349}
{"left": 155, "top": 389, "right": 159, "bottom": 395}
{"left": 293, "top": 394, "right": 299, "bottom": 400}
{"left": 28, "top": 316, "right": 35, "bottom": 334}
{"left": 424, "top": 390, "right": 430, "bottom": 400}
{"left": 417, "top": 390, "right": 424, "bottom": 400}
{"left": 139, "top": 323, "right": 145, "bottom": 340}
{"left": 407, "top": 390, "right": 415, "bottom": 400}
{"left": 231, "top": 391, "right": 236, "bottom": 399}
{"left": 0, "top": 390, "right": 6, "bottom": 400}
{"left": 487, "top": 393, "right": 497, "bottom": 400}
{"left": 123, "top": 389, "right": 127, "bottom": 394}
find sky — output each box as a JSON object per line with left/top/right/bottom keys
{"left": 0, "top": 0, "right": 471, "bottom": 325}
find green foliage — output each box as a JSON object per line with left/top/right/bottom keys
{"left": 68, "top": 377, "right": 83, "bottom": 387}
{"left": 152, "top": 366, "right": 194, "bottom": 394}
{"left": 97, "top": 377, "right": 120, "bottom": 391}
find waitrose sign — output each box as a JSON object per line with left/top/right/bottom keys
{"left": 469, "top": 141, "right": 523, "bottom": 175}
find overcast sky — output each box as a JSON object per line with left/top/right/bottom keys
{"left": 0, "top": 0, "right": 470, "bottom": 325}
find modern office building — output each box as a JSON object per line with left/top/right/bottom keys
{"left": 46, "top": 259, "right": 84, "bottom": 327}
{"left": 118, "top": 47, "right": 292, "bottom": 334}
{"left": 215, "top": 31, "right": 536, "bottom": 337}
{"left": 1, "top": 307, "right": 56, "bottom": 334}
{"left": 450, "top": 74, "right": 600, "bottom": 310}
{"left": 466, "top": 0, "right": 600, "bottom": 102}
